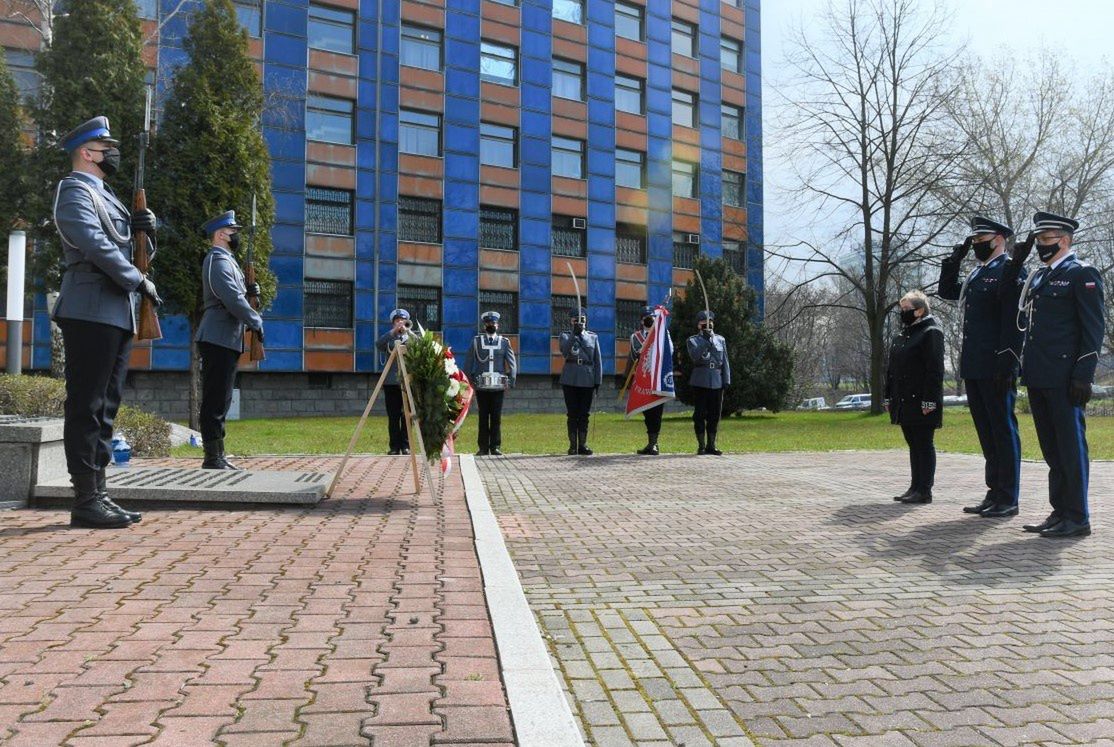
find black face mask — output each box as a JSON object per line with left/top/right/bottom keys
{"left": 972, "top": 239, "right": 994, "bottom": 262}
{"left": 642, "top": 317, "right": 653, "bottom": 328}
{"left": 572, "top": 322, "right": 584, "bottom": 334}
{"left": 900, "top": 308, "right": 918, "bottom": 326}
{"left": 94, "top": 147, "right": 120, "bottom": 177}
{"left": 1036, "top": 241, "right": 1060, "bottom": 263}
{"left": 484, "top": 324, "right": 497, "bottom": 334}
{"left": 228, "top": 232, "right": 241, "bottom": 251}
{"left": 700, "top": 325, "right": 713, "bottom": 338}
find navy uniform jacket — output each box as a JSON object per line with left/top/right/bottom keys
{"left": 195, "top": 247, "right": 263, "bottom": 352}
{"left": 467, "top": 334, "right": 517, "bottom": 388}
{"left": 687, "top": 333, "right": 731, "bottom": 389}
{"left": 1020, "top": 256, "right": 1105, "bottom": 389}
{"left": 376, "top": 329, "right": 418, "bottom": 386}
{"left": 51, "top": 171, "right": 144, "bottom": 332}
{"left": 885, "top": 316, "right": 945, "bottom": 428}
{"left": 938, "top": 253, "right": 1026, "bottom": 379}
{"left": 629, "top": 328, "right": 649, "bottom": 360}
{"left": 559, "top": 330, "right": 603, "bottom": 388}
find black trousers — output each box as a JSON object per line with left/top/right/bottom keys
{"left": 58, "top": 319, "right": 133, "bottom": 476}
{"left": 1029, "top": 386, "right": 1090, "bottom": 523}
{"left": 562, "top": 385, "right": 594, "bottom": 432}
{"left": 384, "top": 384, "right": 409, "bottom": 451}
{"left": 642, "top": 402, "right": 664, "bottom": 435}
{"left": 901, "top": 424, "right": 937, "bottom": 493}
{"left": 691, "top": 386, "right": 724, "bottom": 439}
{"left": 965, "top": 377, "right": 1021, "bottom": 506}
{"left": 198, "top": 342, "right": 241, "bottom": 442}
{"left": 476, "top": 389, "right": 505, "bottom": 450}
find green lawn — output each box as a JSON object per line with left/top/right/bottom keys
{"left": 172, "top": 409, "right": 1114, "bottom": 460}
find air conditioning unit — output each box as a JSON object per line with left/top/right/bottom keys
{"left": 572, "top": 218, "right": 587, "bottom": 229}
{"left": 686, "top": 233, "right": 701, "bottom": 245}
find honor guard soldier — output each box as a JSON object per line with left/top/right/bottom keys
{"left": 196, "top": 211, "right": 264, "bottom": 470}
{"left": 623, "top": 306, "right": 665, "bottom": 455}
{"left": 559, "top": 307, "right": 603, "bottom": 455}
{"left": 938, "top": 216, "right": 1027, "bottom": 517}
{"left": 376, "top": 309, "right": 417, "bottom": 455}
{"left": 52, "top": 116, "right": 160, "bottom": 528}
{"left": 467, "top": 311, "right": 517, "bottom": 455}
{"left": 1013, "top": 212, "right": 1104, "bottom": 538}
{"left": 687, "top": 311, "right": 730, "bottom": 455}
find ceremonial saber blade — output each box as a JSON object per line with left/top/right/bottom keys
{"left": 565, "top": 261, "right": 583, "bottom": 324}
{"left": 694, "top": 268, "right": 712, "bottom": 331}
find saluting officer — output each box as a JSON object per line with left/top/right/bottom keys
{"left": 622, "top": 306, "right": 665, "bottom": 455}
{"left": 559, "top": 307, "right": 603, "bottom": 455}
{"left": 938, "top": 216, "right": 1027, "bottom": 517}
{"left": 52, "top": 116, "right": 160, "bottom": 529}
{"left": 376, "top": 309, "right": 417, "bottom": 455}
{"left": 467, "top": 310, "right": 517, "bottom": 456}
{"left": 687, "top": 311, "right": 730, "bottom": 455}
{"left": 196, "top": 211, "right": 264, "bottom": 470}
{"left": 1014, "top": 212, "right": 1104, "bottom": 538}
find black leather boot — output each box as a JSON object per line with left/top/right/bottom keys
{"left": 695, "top": 428, "right": 706, "bottom": 455}
{"left": 71, "top": 473, "right": 131, "bottom": 529}
{"left": 202, "top": 439, "right": 237, "bottom": 470}
{"left": 637, "top": 433, "right": 659, "bottom": 455}
{"left": 704, "top": 431, "right": 723, "bottom": 456}
{"left": 97, "top": 468, "right": 141, "bottom": 523}
{"left": 577, "top": 425, "right": 592, "bottom": 456}
{"left": 567, "top": 422, "right": 578, "bottom": 455}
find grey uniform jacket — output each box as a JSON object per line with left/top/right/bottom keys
{"left": 467, "top": 334, "right": 517, "bottom": 387}
{"left": 195, "top": 247, "right": 263, "bottom": 352}
{"left": 52, "top": 171, "right": 144, "bottom": 332}
{"left": 687, "top": 333, "right": 731, "bottom": 389}
{"left": 559, "top": 330, "right": 603, "bottom": 388}
{"left": 376, "top": 330, "right": 417, "bottom": 386}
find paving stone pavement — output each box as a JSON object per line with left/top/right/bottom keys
{"left": 0, "top": 456, "right": 513, "bottom": 746}
{"left": 479, "top": 451, "right": 1114, "bottom": 746}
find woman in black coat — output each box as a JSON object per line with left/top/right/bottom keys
{"left": 885, "top": 290, "right": 945, "bottom": 504}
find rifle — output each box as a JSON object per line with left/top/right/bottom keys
{"left": 134, "top": 86, "right": 162, "bottom": 341}
{"left": 245, "top": 193, "right": 265, "bottom": 361}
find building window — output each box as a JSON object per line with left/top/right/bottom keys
{"left": 552, "top": 136, "right": 585, "bottom": 179}
{"left": 615, "top": 2, "right": 644, "bottom": 41}
{"left": 479, "top": 291, "right": 518, "bottom": 334}
{"left": 308, "top": 3, "right": 355, "bottom": 54}
{"left": 398, "top": 285, "right": 442, "bottom": 331}
{"left": 398, "top": 197, "right": 442, "bottom": 243}
{"left": 480, "top": 41, "right": 517, "bottom": 85}
{"left": 671, "top": 19, "right": 697, "bottom": 57}
{"left": 615, "top": 74, "right": 644, "bottom": 115}
{"left": 399, "top": 109, "right": 441, "bottom": 157}
{"left": 672, "top": 160, "right": 698, "bottom": 198}
{"left": 135, "top": 0, "right": 157, "bottom": 19}
{"left": 234, "top": 0, "right": 263, "bottom": 37}
{"left": 552, "top": 58, "right": 585, "bottom": 101}
{"left": 616, "top": 299, "right": 646, "bottom": 333}
{"left": 306, "top": 95, "right": 354, "bottom": 144}
{"left": 724, "top": 240, "right": 746, "bottom": 276}
{"left": 552, "top": 216, "right": 585, "bottom": 258}
{"left": 401, "top": 25, "right": 441, "bottom": 71}
{"left": 672, "top": 89, "right": 696, "bottom": 128}
{"left": 480, "top": 122, "right": 517, "bottom": 168}
{"left": 551, "top": 294, "right": 579, "bottom": 335}
{"left": 552, "top": 0, "right": 584, "bottom": 24}
{"left": 480, "top": 206, "right": 518, "bottom": 250}
{"left": 489, "top": 0, "right": 518, "bottom": 4}
{"left": 673, "top": 232, "right": 698, "bottom": 268}
{"left": 722, "top": 103, "right": 744, "bottom": 141}
{"left": 305, "top": 187, "right": 354, "bottom": 235}
{"left": 616, "top": 224, "right": 647, "bottom": 265}
{"left": 723, "top": 170, "right": 745, "bottom": 207}
{"left": 615, "top": 148, "right": 645, "bottom": 190}
{"left": 304, "top": 279, "right": 354, "bottom": 328}
{"left": 720, "top": 36, "right": 742, "bottom": 73}
{"left": 3, "top": 49, "right": 39, "bottom": 103}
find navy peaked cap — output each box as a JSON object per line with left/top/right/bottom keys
{"left": 202, "top": 211, "right": 242, "bottom": 236}
{"left": 969, "top": 215, "right": 1014, "bottom": 239}
{"left": 568, "top": 306, "right": 587, "bottom": 318}
{"left": 61, "top": 116, "right": 118, "bottom": 153}
{"left": 481, "top": 310, "right": 501, "bottom": 322}
{"left": 642, "top": 306, "right": 655, "bottom": 317}
{"left": 389, "top": 308, "right": 410, "bottom": 321}
{"left": 1032, "top": 211, "right": 1079, "bottom": 234}
{"left": 697, "top": 310, "right": 715, "bottom": 322}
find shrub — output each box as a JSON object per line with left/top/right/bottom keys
{"left": 0, "top": 374, "right": 65, "bottom": 417}
{"left": 116, "top": 405, "right": 171, "bottom": 457}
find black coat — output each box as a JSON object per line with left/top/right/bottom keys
{"left": 885, "top": 315, "right": 945, "bottom": 428}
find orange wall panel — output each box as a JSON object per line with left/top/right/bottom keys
{"left": 399, "top": 154, "right": 445, "bottom": 179}
{"left": 308, "top": 49, "right": 359, "bottom": 76}
{"left": 306, "top": 163, "right": 356, "bottom": 190}
{"left": 306, "top": 235, "right": 356, "bottom": 257}
{"left": 307, "top": 71, "right": 357, "bottom": 99}
{"left": 481, "top": 81, "right": 520, "bottom": 108}
{"left": 306, "top": 142, "right": 357, "bottom": 167}
{"left": 481, "top": 165, "right": 520, "bottom": 190}
{"left": 480, "top": 249, "right": 520, "bottom": 271}
{"left": 482, "top": 0, "right": 519, "bottom": 25}
{"left": 480, "top": 184, "right": 519, "bottom": 207}
{"left": 399, "top": 173, "right": 444, "bottom": 199}
{"left": 402, "top": 0, "right": 445, "bottom": 26}
{"left": 398, "top": 86, "right": 443, "bottom": 112}
{"left": 552, "top": 194, "right": 586, "bottom": 216}
{"left": 305, "top": 351, "right": 354, "bottom": 372}
{"left": 553, "top": 36, "right": 587, "bottom": 63}
{"left": 552, "top": 177, "right": 588, "bottom": 201}
{"left": 552, "top": 113, "right": 588, "bottom": 140}
{"left": 401, "top": 67, "right": 446, "bottom": 93}
{"left": 304, "top": 328, "right": 354, "bottom": 349}
{"left": 398, "top": 243, "right": 443, "bottom": 265}
{"left": 479, "top": 270, "right": 519, "bottom": 291}
{"left": 616, "top": 263, "right": 648, "bottom": 283}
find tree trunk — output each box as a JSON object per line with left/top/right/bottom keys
{"left": 188, "top": 317, "right": 201, "bottom": 431}
{"left": 869, "top": 310, "right": 886, "bottom": 415}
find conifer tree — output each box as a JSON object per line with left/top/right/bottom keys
{"left": 0, "top": 53, "right": 26, "bottom": 235}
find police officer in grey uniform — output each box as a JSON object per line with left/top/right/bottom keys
{"left": 559, "top": 307, "right": 603, "bottom": 455}
{"left": 52, "top": 116, "right": 160, "bottom": 529}
{"left": 467, "top": 311, "right": 517, "bottom": 455}
{"left": 687, "top": 311, "right": 730, "bottom": 455}
{"left": 376, "top": 309, "right": 417, "bottom": 454}
{"left": 622, "top": 306, "right": 665, "bottom": 455}
{"left": 196, "top": 211, "right": 263, "bottom": 470}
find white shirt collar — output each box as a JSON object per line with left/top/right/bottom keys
{"left": 1048, "top": 252, "right": 1076, "bottom": 271}
{"left": 71, "top": 170, "right": 104, "bottom": 189}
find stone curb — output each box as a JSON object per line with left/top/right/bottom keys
{"left": 459, "top": 454, "right": 585, "bottom": 747}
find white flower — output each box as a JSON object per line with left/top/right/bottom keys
{"left": 447, "top": 379, "right": 460, "bottom": 397}
{"left": 444, "top": 359, "right": 459, "bottom": 375}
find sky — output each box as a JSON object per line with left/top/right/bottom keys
{"left": 760, "top": 0, "right": 1114, "bottom": 285}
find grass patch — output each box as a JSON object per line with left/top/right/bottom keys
{"left": 172, "top": 409, "right": 1114, "bottom": 460}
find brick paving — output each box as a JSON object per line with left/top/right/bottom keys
{"left": 0, "top": 456, "right": 513, "bottom": 746}
{"left": 480, "top": 451, "right": 1114, "bottom": 746}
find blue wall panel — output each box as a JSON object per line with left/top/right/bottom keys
{"left": 646, "top": 0, "right": 675, "bottom": 309}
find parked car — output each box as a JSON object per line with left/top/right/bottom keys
{"left": 943, "top": 395, "right": 968, "bottom": 406}
{"left": 834, "top": 394, "right": 871, "bottom": 411}
{"left": 797, "top": 397, "right": 828, "bottom": 410}
{"left": 1091, "top": 384, "right": 1112, "bottom": 400}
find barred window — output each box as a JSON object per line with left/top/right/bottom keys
{"left": 398, "top": 196, "right": 441, "bottom": 243}
{"left": 724, "top": 240, "right": 746, "bottom": 276}
{"left": 479, "top": 290, "right": 519, "bottom": 334}
{"left": 616, "top": 223, "right": 646, "bottom": 265}
{"left": 551, "top": 215, "right": 585, "bottom": 258}
{"left": 480, "top": 206, "right": 517, "bottom": 250}
{"left": 723, "top": 170, "right": 745, "bottom": 207}
{"left": 305, "top": 187, "right": 353, "bottom": 235}
{"left": 304, "top": 279, "right": 353, "bottom": 328}
{"left": 551, "top": 294, "right": 578, "bottom": 335}
{"left": 616, "top": 299, "right": 646, "bottom": 334}
{"left": 673, "top": 232, "right": 697, "bottom": 269}
{"left": 398, "top": 285, "right": 442, "bottom": 331}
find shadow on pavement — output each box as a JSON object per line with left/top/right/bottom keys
{"left": 0, "top": 523, "right": 72, "bottom": 538}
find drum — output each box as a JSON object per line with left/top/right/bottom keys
{"left": 477, "top": 372, "right": 508, "bottom": 390}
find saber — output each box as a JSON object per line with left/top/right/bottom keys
{"left": 245, "top": 193, "right": 265, "bottom": 361}
{"left": 694, "top": 268, "right": 712, "bottom": 332}
{"left": 565, "top": 261, "right": 584, "bottom": 327}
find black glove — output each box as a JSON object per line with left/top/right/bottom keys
{"left": 138, "top": 276, "right": 163, "bottom": 307}
{"left": 1069, "top": 380, "right": 1092, "bottom": 407}
{"left": 1011, "top": 232, "right": 1035, "bottom": 265}
{"left": 993, "top": 372, "right": 1017, "bottom": 396}
{"left": 130, "top": 208, "right": 157, "bottom": 234}
{"left": 949, "top": 236, "right": 973, "bottom": 262}
{"left": 246, "top": 282, "right": 261, "bottom": 298}
{"left": 255, "top": 326, "right": 265, "bottom": 344}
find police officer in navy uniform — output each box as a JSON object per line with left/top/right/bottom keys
{"left": 687, "top": 311, "right": 730, "bottom": 455}
{"left": 622, "top": 306, "right": 665, "bottom": 455}
{"left": 467, "top": 310, "right": 516, "bottom": 456}
{"left": 559, "top": 307, "right": 603, "bottom": 455}
{"left": 196, "top": 211, "right": 264, "bottom": 470}
{"left": 376, "top": 309, "right": 417, "bottom": 455}
{"left": 938, "top": 216, "right": 1027, "bottom": 517}
{"left": 52, "top": 116, "right": 160, "bottom": 529}
{"left": 1012, "top": 212, "right": 1104, "bottom": 538}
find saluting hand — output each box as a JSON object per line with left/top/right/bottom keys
{"left": 1011, "top": 232, "right": 1035, "bottom": 265}
{"left": 949, "top": 235, "right": 973, "bottom": 262}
